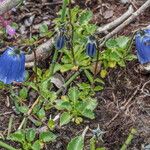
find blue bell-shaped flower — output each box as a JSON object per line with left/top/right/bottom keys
{"left": 86, "top": 36, "right": 96, "bottom": 57}
{"left": 0, "top": 47, "right": 25, "bottom": 84}
{"left": 135, "top": 29, "right": 150, "bottom": 64}
{"left": 55, "top": 35, "right": 65, "bottom": 50}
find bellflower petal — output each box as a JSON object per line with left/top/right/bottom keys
{"left": 86, "top": 42, "right": 96, "bottom": 57}
{"left": 135, "top": 29, "right": 150, "bottom": 64}
{"left": 55, "top": 35, "right": 65, "bottom": 50}
{"left": 0, "top": 47, "right": 25, "bottom": 84}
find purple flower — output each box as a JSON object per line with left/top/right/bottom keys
{"left": 0, "top": 0, "right": 5, "bottom": 2}
{"left": 0, "top": 47, "right": 25, "bottom": 84}
{"left": 6, "top": 25, "right": 16, "bottom": 37}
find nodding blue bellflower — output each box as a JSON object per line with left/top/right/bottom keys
{"left": 55, "top": 35, "right": 65, "bottom": 50}
{"left": 135, "top": 29, "right": 150, "bottom": 64}
{"left": 0, "top": 47, "right": 25, "bottom": 84}
{"left": 55, "top": 27, "right": 66, "bottom": 50}
{"left": 86, "top": 36, "right": 96, "bottom": 57}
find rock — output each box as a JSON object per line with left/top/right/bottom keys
{"left": 103, "top": 10, "right": 114, "bottom": 19}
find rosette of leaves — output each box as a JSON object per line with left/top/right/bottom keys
{"left": 55, "top": 86, "right": 98, "bottom": 126}
{"left": 100, "top": 36, "right": 136, "bottom": 68}
{"left": 9, "top": 129, "right": 57, "bottom": 150}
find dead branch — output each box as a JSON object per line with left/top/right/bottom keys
{"left": 25, "top": 38, "right": 54, "bottom": 62}
{"left": 101, "top": 0, "right": 150, "bottom": 45}
{"left": 0, "top": 0, "right": 22, "bottom": 15}
{"left": 25, "top": 62, "right": 34, "bottom": 68}
{"left": 97, "top": 5, "right": 134, "bottom": 34}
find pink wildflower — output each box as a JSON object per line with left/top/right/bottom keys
{"left": 6, "top": 25, "right": 16, "bottom": 37}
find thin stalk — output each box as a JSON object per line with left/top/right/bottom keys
{"left": 49, "top": 48, "right": 58, "bottom": 77}
{"left": 29, "top": 26, "right": 38, "bottom": 88}
{"left": 18, "top": 97, "right": 40, "bottom": 130}
{"left": 82, "top": 126, "right": 89, "bottom": 139}
{"left": 7, "top": 114, "right": 14, "bottom": 139}
{"left": 56, "top": 71, "right": 80, "bottom": 95}
{"left": 120, "top": 128, "right": 137, "bottom": 150}
{"left": 0, "top": 141, "right": 18, "bottom": 150}
{"left": 68, "top": 0, "right": 76, "bottom": 65}
{"left": 61, "top": 0, "right": 68, "bottom": 22}
{"left": 33, "top": 48, "right": 38, "bottom": 84}
{"left": 94, "top": 46, "right": 101, "bottom": 78}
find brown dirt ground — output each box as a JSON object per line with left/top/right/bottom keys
{"left": 0, "top": 0, "right": 150, "bottom": 150}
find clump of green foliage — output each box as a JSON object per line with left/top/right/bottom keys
{"left": 0, "top": 0, "right": 137, "bottom": 149}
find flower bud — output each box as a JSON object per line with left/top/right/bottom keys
{"left": 86, "top": 36, "right": 96, "bottom": 57}
{"left": 55, "top": 35, "right": 65, "bottom": 50}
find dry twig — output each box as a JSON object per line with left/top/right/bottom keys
{"left": 25, "top": 39, "right": 54, "bottom": 62}
{"left": 101, "top": 0, "right": 150, "bottom": 44}
{"left": 0, "top": 0, "right": 22, "bottom": 15}
{"left": 97, "top": 5, "right": 134, "bottom": 34}
{"left": 18, "top": 97, "right": 40, "bottom": 130}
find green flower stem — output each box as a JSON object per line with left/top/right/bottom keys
{"left": 61, "top": 0, "right": 68, "bottom": 22}
{"left": 68, "top": 0, "right": 76, "bottom": 66}
{"left": 49, "top": 48, "right": 58, "bottom": 77}
{"left": 56, "top": 71, "right": 80, "bottom": 95}
{"left": 94, "top": 45, "right": 101, "bottom": 78}
{"left": 33, "top": 48, "right": 38, "bottom": 86}
{"left": 120, "top": 128, "right": 137, "bottom": 150}
{"left": 7, "top": 114, "right": 14, "bottom": 139}
{"left": 0, "top": 141, "right": 18, "bottom": 150}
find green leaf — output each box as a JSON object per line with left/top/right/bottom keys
{"left": 84, "top": 70, "right": 94, "bottom": 84}
{"left": 18, "top": 106, "right": 29, "bottom": 114}
{"left": 125, "top": 54, "right": 137, "bottom": 61}
{"left": 37, "top": 108, "right": 46, "bottom": 120}
{"left": 40, "top": 131, "right": 57, "bottom": 142}
{"left": 94, "top": 78, "right": 104, "bottom": 84}
{"left": 19, "top": 87, "right": 28, "bottom": 99}
{"left": 25, "top": 82, "right": 38, "bottom": 91}
{"left": 32, "top": 140, "right": 41, "bottom": 150}
{"left": 26, "top": 128, "right": 36, "bottom": 142}
{"left": 48, "top": 119, "right": 55, "bottom": 130}
{"left": 105, "top": 39, "right": 117, "bottom": 49}
{"left": 60, "top": 112, "right": 72, "bottom": 126}
{"left": 9, "top": 130, "right": 25, "bottom": 143}
{"left": 96, "top": 148, "right": 106, "bottom": 150}
{"left": 60, "top": 64, "right": 74, "bottom": 72}
{"left": 79, "top": 10, "right": 93, "bottom": 24}
{"left": 85, "top": 24, "right": 97, "bottom": 35}
{"left": 81, "top": 109, "right": 95, "bottom": 119}
{"left": 78, "top": 83, "right": 91, "bottom": 90}
{"left": 85, "top": 98, "right": 98, "bottom": 111}
{"left": 50, "top": 92, "right": 57, "bottom": 101}
{"left": 61, "top": 0, "right": 69, "bottom": 21}
{"left": 116, "top": 36, "right": 130, "bottom": 49}
{"left": 39, "top": 24, "right": 48, "bottom": 33}
{"left": 90, "top": 137, "right": 96, "bottom": 150}
{"left": 67, "top": 136, "right": 84, "bottom": 150}
{"left": 100, "top": 70, "right": 107, "bottom": 78}
{"left": 118, "top": 59, "right": 126, "bottom": 67}
{"left": 94, "top": 85, "right": 104, "bottom": 91}
{"left": 68, "top": 87, "right": 79, "bottom": 103}
{"left": 55, "top": 100, "right": 72, "bottom": 111}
